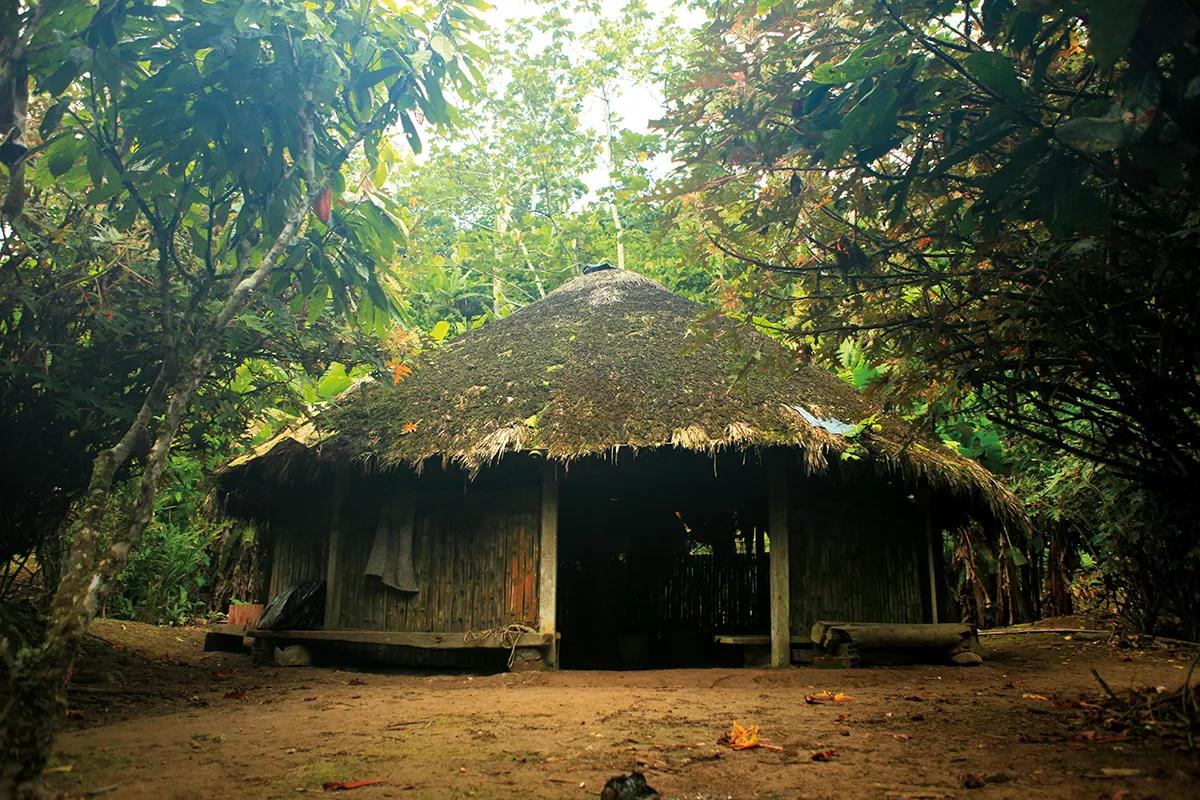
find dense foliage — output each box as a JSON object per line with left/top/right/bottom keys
{"left": 663, "top": 0, "right": 1200, "bottom": 634}
{"left": 2, "top": 5, "right": 1198, "bottom": 791}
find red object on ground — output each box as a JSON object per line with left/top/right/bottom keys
{"left": 323, "top": 779, "right": 384, "bottom": 791}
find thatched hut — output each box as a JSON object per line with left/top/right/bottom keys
{"left": 217, "top": 266, "right": 1026, "bottom": 669}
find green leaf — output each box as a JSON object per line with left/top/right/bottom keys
{"left": 316, "top": 362, "right": 352, "bottom": 399}
{"left": 399, "top": 112, "right": 422, "bottom": 154}
{"left": 430, "top": 34, "right": 456, "bottom": 61}
{"left": 810, "top": 35, "right": 891, "bottom": 84}
{"left": 1056, "top": 115, "right": 1129, "bottom": 153}
{"left": 233, "top": 1, "right": 262, "bottom": 33}
{"left": 354, "top": 65, "right": 404, "bottom": 92}
{"left": 430, "top": 320, "right": 451, "bottom": 342}
{"left": 40, "top": 60, "right": 80, "bottom": 96}
{"left": 964, "top": 51, "right": 1024, "bottom": 103}
{"left": 1086, "top": 0, "right": 1145, "bottom": 69}
{"left": 45, "top": 137, "right": 78, "bottom": 178}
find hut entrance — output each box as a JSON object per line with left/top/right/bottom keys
{"left": 556, "top": 452, "right": 769, "bottom": 669}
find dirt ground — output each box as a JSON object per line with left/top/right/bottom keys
{"left": 38, "top": 619, "right": 1200, "bottom": 799}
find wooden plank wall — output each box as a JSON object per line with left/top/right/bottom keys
{"left": 328, "top": 485, "right": 541, "bottom": 633}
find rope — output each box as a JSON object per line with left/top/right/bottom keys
{"left": 465, "top": 622, "right": 539, "bottom": 668}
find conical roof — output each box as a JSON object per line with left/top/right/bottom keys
{"left": 233, "top": 268, "right": 1026, "bottom": 531}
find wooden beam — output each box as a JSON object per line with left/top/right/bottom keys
{"left": 713, "top": 635, "right": 808, "bottom": 645}
{"left": 248, "top": 629, "right": 554, "bottom": 649}
{"left": 925, "top": 502, "right": 939, "bottom": 624}
{"left": 324, "top": 466, "right": 348, "bottom": 630}
{"left": 538, "top": 462, "right": 559, "bottom": 668}
{"left": 767, "top": 450, "right": 790, "bottom": 667}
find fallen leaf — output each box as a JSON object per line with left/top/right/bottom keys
{"left": 805, "top": 690, "right": 854, "bottom": 704}
{"left": 1021, "top": 693, "right": 1049, "bottom": 701}
{"left": 1052, "top": 698, "right": 1102, "bottom": 711}
{"left": 891, "top": 733, "right": 912, "bottom": 741}
{"left": 322, "top": 779, "right": 383, "bottom": 791}
{"left": 1098, "top": 768, "right": 1143, "bottom": 778}
{"left": 717, "top": 721, "right": 784, "bottom": 751}
{"left": 401, "top": 422, "right": 418, "bottom": 434}
{"left": 811, "top": 749, "right": 837, "bottom": 762}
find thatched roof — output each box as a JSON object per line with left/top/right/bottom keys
{"left": 226, "top": 267, "right": 1027, "bottom": 532}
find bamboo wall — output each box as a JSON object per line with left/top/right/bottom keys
{"left": 787, "top": 468, "right": 930, "bottom": 633}
{"left": 327, "top": 485, "right": 540, "bottom": 632}
{"left": 267, "top": 498, "right": 328, "bottom": 598}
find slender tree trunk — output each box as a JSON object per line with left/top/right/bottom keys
{"left": 609, "top": 202, "right": 625, "bottom": 270}
{"left": 0, "top": 369, "right": 168, "bottom": 796}
{"left": 491, "top": 200, "right": 509, "bottom": 315}
{"left": 0, "top": 169, "right": 317, "bottom": 798}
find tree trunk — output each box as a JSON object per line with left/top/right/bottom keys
{"left": 1047, "top": 525, "right": 1075, "bottom": 618}
{"left": 0, "top": 177, "right": 313, "bottom": 797}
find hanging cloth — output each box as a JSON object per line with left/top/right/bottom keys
{"left": 365, "top": 497, "right": 418, "bottom": 592}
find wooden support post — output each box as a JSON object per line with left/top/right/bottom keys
{"left": 925, "top": 503, "right": 939, "bottom": 625}
{"left": 538, "top": 462, "right": 559, "bottom": 669}
{"left": 324, "top": 466, "right": 348, "bottom": 630}
{"left": 767, "top": 450, "right": 790, "bottom": 668}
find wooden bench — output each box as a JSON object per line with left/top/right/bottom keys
{"left": 713, "top": 634, "right": 810, "bottom": 667}
{"left": 245, "top": 628, "right": 557, "bottom": 670}
{"left": 203, "top": 623, "right": 252, "bottom": 653}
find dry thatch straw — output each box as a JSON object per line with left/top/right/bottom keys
{"left": 226, "top": 268, "right": 1028, "bottom": 533}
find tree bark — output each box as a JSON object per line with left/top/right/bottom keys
{"left": 0, "top": 368, "right": 168, "bottom": 796}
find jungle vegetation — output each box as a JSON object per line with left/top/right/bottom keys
{"left": 0, "top": 0, "right": 1197, "bottom": 792}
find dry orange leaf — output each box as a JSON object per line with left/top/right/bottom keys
{"left": 389, "top": 360, "right": 413, "bottom": 384}
{"left": 400, "top": 422, "right": 418, "bottom": 434}
{"left": 805, "top": 690, "right": 854, "bottom": 704}
{"left": 718, "top": 721, "right": 783, "bottom": 752}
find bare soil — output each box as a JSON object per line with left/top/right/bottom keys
{"left": 40, "top": 619, "right": 1200, "bottom": 799}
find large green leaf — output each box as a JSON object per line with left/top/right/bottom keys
{"left": 316, "top": 362, "right": 352, "bottom": 399}
{"left": 1087, "top": 0, "right": 1146, "bottom": 69}
{"left": 964, "top": 51, "right": 1024, "bottom": 103}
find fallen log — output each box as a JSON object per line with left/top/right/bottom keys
{"left": 811, "top": 621, "right": 980, "bottom": 666}
{"left": 812, "top": 622, "right": 976, "bottom": 650}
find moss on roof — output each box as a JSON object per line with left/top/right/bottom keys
{"left": 232, "top": 268, "right": 1027, "bottom": 532}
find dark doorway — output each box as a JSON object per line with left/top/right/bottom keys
{"left": 556, "top": 451, "right": 769, "bottom": 669}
